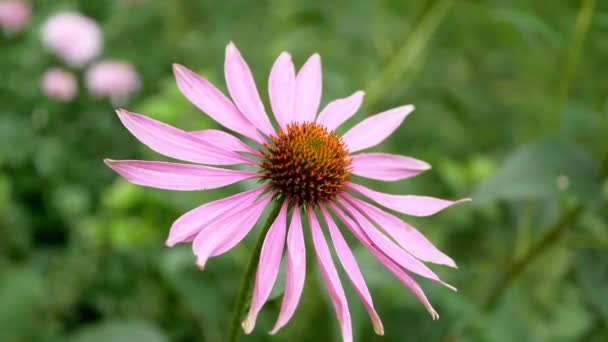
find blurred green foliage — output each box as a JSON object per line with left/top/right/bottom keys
{"left": 1, "top": 0, "right": 608, "bottom": 341}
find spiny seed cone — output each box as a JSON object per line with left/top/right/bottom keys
{"left": 260, "top": 122, "right": 352, "bottom": 205}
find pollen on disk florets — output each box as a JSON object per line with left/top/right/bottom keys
{"left": 260, "top": 122, "right": 351, "bottom": 205}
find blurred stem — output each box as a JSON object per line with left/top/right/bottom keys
{"left": 550, "top": 0, "right": 595, "bottom": 132}
{"left": 229, "top": 200, "right": 283, "bottom": 342}
{"left": 482, "top": 203, "right": 584, "bottom": 312}
{"left": 364, "top": 0, "right": 454, "bottom": 109}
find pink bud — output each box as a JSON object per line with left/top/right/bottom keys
{"left": 0, "top": 0, "right": 31, "bottom": 34}
{"left": 41, "top": 68, "right": 78, "bottom": 102}
{"left": 41, "top": 12, "right": 102, "bottom": 67}
{"left": 86, "top": 60, "right": 140, "bottom": 106}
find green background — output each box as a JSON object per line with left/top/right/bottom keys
{"left": 1, "top": 0, "right": 607, "bottom": 341}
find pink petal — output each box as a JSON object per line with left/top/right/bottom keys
{"left": 351, "top": 153, "right": 431, "bottom": 181}
{"left": 329, "top": 204, "right": 440, "bottom": 319}
{"left": 225, "top": 42, "right": 275, "bottom": 137}
{"left": 173, "top": 63, "right": 263, "bottom": 144}
{"left": 190, "top": 129, "right": 259, "bottom": 156}
{"left": 344, "top": 194, "right": 456, "bottom": 268}
{"left": 341, "top": 105, "right": 414, "bottom": 153}
{"left": 116, "top": 109, "right": 247, "bottom": 165}
{"left": 268, "top": 52, "right": 295, "bottom": 130}
{"left": 320, "top": 206, "right": 384, "bottom": 336}
{"left": 316, "top": 91, "right": 364, "bottom": 131}
{"left": 270, "top": 208, "right": 306, "bottom": 334}
{"left": 308, "top": 208, "right": 352, "bottom": 342}
{"left": 242, "top": 202, "right": 288, "bottom": 334}
{"left": 293, "top": 54, "right": 322, "bottom": 123}
{"left": 166, "top": 187, "right": 266, "bottom": 247}
{"left": 349, "top": 183, "right": 472, "bottom": 217}
{"left": 104, "top": 159, "right": 257, "bottom": 191}
{"left": 339, "top": 199, "right": 454, "bottom": 290}
{"left": 192, "top": 194, "right": 272, "bottom": 269}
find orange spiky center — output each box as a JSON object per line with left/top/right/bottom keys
{"left": 260, "top": 122, "right": 351, "bottom": 205}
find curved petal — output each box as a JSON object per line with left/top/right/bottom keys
{"left": 320, "top": 206, "right": 383, "bottom": 335}
{"left": 173, "top": 64, "right": 263, "bottom": 144}
{"left": 339, "top": 199, "right": 455, "bottom": 291}
{"left": 104, "top": 159, "right": 257, "bottom": 191}
{"left": 270, "top": 208, "right": 306, "bottom": 334}
{"left": 166, "top": 187, "right": 266, "bottom": 247}
{"left": 329, "top": 204, "right": 440, "bottom": 319}
{"left": 192, "top": 194, "right": 272, "bottom": 269}
{"left": 343, "top": 194, "right": 456, "bottom": 268}
{"left": 293, "top": 54, "right": 321, "bottom": 123}
{"left": 351, "top": 153, "right": 431, "bottom": 181}
{"left": 225, "top": 42, "right": 275, "bottom": 137}
{"left": 190, "top": 129, "right": 259, "bottom": 156}
{"left": 116, "top": 109, "right": 247, "bottom": 165}
{"left": 349, "top": 183, "right": 471, "bottom": 217}
{"left": 316, "top": 91, "right": 364, "bottom": 131}
{"left": 268, "top": 52, "right": 295, "bottom": 130}
{"left": 242, "top": 202, "right": 288, "bottom": 334}
{"left": 341, "top": 105, "right": 414, "bottom": 153}
{"left": 308, "top": 208, "right": 352, "bottom": 342}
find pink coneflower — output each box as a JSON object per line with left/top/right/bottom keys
{"left": 86, "top": 60, "right": 140, "bottom": 106}
{"left": 41, "top": 12, "right": 102, "bottom": 67}
{"left": 41, "top": 68, "right": 77, "bottom": 102}
{"left": 0, "top": 0, "right": 30, "bottom": 34}
{"left": 105, "top": 42, "right": 469, "bottom": 341}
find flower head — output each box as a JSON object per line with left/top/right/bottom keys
{"left": 0, "top": 0, "right": 30, "bottom": 34}
{"left": 105, "top": 42, "right": 470, "bottom": 341}
{"left": 86, "top": 60, "right": 140, "bottom": 106}
{"left": 41, "top": 68, "right": 77, "bottom": 102}
{"left": 41, "top": 12, "right": 102, "bottom": 67}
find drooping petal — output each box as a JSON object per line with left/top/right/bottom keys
{"left": 270, "top": 208, "right": 306, "bottom": 334}
{"left": 293, "top": 54, "right": 321, "bottom": 123}
{"left": 351, "top": 153, "right": 431, "bottom": 181}
{"left": 349, "top": 183, "right": 471, "bottom": 217}
{"left": 166, "top": 187, "right": 266, "bottom": 247}
{"left": 116, "top": 109, "right": 247, "bottom": 165}
{"left": 190, "top": 129, "right": 259, "bottom": 156}
{"left": 329, "top": 204, "right": 440, "bottom": 319}
{"left": 308, "top": 208, "right": 352, "bottom": 342}
{"left": 104, "top": 159, "right": 257, "bottom": 191}
{"left": 268, "top": 52, "right": 295, "bottom": 130}
{"left": 320, "top": 206, "right": 383, "bottom": 336}
{"left": 316, "top": 91, "right": 364, "bottom": 131}
{"left": 341, "top": 105, "right": 414, "bottom": 153}
{"left": 343, "top": 194, "right": 456, "bottom": 268}
{"left": 242, "top": 202, "right": 288, "bottom": 334}
{"left": 339, "top": 199, "right": 455, "bottom": 291}
{"left": 225, "top": 42, "right": 275, "bottom": 137}
{"left": 173, "top": 63, "right": 263, "bottom": 144}
{"left": 192, "top": 194, "right": 272, "bottom": 269}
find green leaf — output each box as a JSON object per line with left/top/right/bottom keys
{"left": 69, "top": 321, "right": 168, "bottom": 342}
{"left": 474, "top": 138, "right": 601, "bottom": 204}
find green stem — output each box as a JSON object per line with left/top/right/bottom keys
{"left": 550, "top": 0, "right": 595, "bottom": 132}
{"left": 228, "top": 200, "right": 284, "bottom": 342}
{"left": 482, "top": 203, "right": 584, "bottom": 312}
{"left": 364, "top": 0, "right": 454, "bottom": 109}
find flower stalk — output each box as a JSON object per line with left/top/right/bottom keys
{"left": 229, "top": 200, "right": 284, "bottom": 342}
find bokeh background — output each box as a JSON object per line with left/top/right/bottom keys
{"left": 1, "top": 0, "right": 607, "bottom": 341}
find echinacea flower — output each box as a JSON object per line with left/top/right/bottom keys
{"left": 105, "top": 42, "right": 469, "bottom": 341}
{"left": 86, "top": 60, "right": 140, "bottom": 106}
{"left": 0, "top": 0, "right": 30, "bottom": 34}
{"left": 41, "top": 68, "right": 77, "bottom": 102}
{"left": 41, "top": 12, "right": 102, "bottom": 67}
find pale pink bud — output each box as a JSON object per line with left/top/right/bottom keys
{"left": 0, "top": 0, "right": 31, "bottom": 34}
{"left": 41, "top": 12, "right": 102, "bottom": 67}
{"left": 86, "top": 60, "right": 140, "bottom": 106}
{"left": 41, "top": 68, "right": 78, "bottom": 102}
